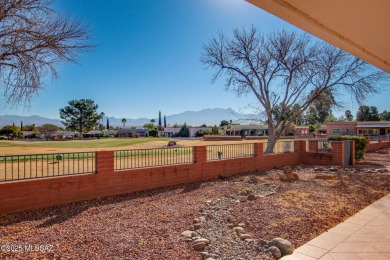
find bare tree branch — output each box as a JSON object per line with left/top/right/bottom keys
{"left": 0, "top": 0, "right": 93, "bottom": 105}
{"left": 201, "top": 26, "right": 389, "bottom": 153}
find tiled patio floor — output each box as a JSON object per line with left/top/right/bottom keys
{"left": 282, "top": 194, "right": 390, "bottom": 260}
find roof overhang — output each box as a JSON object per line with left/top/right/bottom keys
{"left": 246, "top": 0, "right": 390, "bottom": 73}
{"left": 357, "top": 124, "right": 390, "bottom": 128}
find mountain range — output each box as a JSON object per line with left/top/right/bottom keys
{"left": 0, "top": 108, "right": 261, "bottom": 128}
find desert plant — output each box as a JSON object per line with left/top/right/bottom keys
{"left": 328, "top": 135, "right": 368, "bottom": 160}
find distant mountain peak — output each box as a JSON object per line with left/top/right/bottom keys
{"left": 0, "top": 108, "right": 257, "bottom": 128}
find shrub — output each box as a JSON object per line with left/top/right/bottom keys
{"left": 308, "top": 124, "right": 316, "bottom": 133}
{"left": 327, "top": 135, "right": 368, "bottom": 160}
{"left": 177, "top": 123, "right": 190, "bottom": 137}
{"left": 195, "top": 130, "right": 211, "bottom": 137}
{"left": 148, "top": 128, "right": 159, "bottom": 137}
{"left": 0, "top": 136, "right": 6, "bottom": 140}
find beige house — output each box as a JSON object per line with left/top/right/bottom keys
{"left": 319, "top": 121, "right": 390, "bottom": 136}
{"left": 223, "top": 124, "right": 268, "bottom": 136}
{"left": 160, "top": 126, "right": 212, "bottom": 138}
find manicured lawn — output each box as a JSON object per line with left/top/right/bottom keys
{"left": 0, "top": 138, "right": 172, "bottom": 149}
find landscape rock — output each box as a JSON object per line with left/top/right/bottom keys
{"left": 259, "top": 239, "right": 268, "bottom": 246}
{"left": 192, "top": 223, "right": 202, "bottom": 230}
{"left": 268, "top": 238, "right": 293, "bottom": 256}
{"left": 376, "top": 168, "right": 389, "bottom": 173}
{"left": 192, "top": 241, "right": 207, "bottom": 251}
{"left": 181, "top": 230, "right": 197, "bottom": 237}
{"left": 268, "top": 246, "right": 282, "bottom": 259}
{"left": 239, "top": 233, "right": 252, "bottom": 240}
{"left": 233, "top": 227, "right": 245, "bottom": 233}
{"left": 247, "top": 194, "right": 256, "bottom": 201}
{"left": 329, "top": 167, "right": 338, "bottom": 172}
{"left": 278, "top": 172, "right": 299, "bottom": 182}
{"left": 239, "top": 196, "right": 248, "bottom": 202}
{"left": 167, "top": 141, "right": 176, "bottom": 146}
{"left": 193, "top": 238, "right": 210, "bottom": 245}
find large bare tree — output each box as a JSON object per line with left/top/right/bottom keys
{"left": 0, "top": 0, "right": 92, "bottom": 105}
{"left": 201, "top": 27, "right": 388, "bottom": 153}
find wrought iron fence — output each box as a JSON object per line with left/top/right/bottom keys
{"left": 115, "top": 147, "right": 193, "bottom": 170}
{"left": 207, "top": 143, "right": 254, "bottom": 161}
{"left": 0, "top": 152, "right": 96, "bottom": 182}
{"left": 369, "top": 135, "right": 379, "bottom": 143}
{"left": 263, "top": 141, "right": 295, "bottom": 154}
{"left": 308, "top": 139, "right": 332, "bottom": 152}
{"left": 382, "top": 135, "right": 390, "bottom": 142}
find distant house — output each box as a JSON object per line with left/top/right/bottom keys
{"left": 161, "top": 126, "right": 212, "bottom": 138}
{"left": 318, "top": 121, "right": 390, "bottom": 136}
{"left": 56, "top": 131, "right": 79, "bottom": 139}
{"left": 117, "top": 129, "right": 148, "bottom": 137}
{"left": 223, "top": 124, "right": 268, "bottom": 136}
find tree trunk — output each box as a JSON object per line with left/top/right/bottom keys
{"left": 265, "top": 124, "right": 281, "bottom": 154}
{"left": 265, "top": 135, "right": 277, "bottom": 154}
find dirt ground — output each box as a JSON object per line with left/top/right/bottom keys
{"left": 0, "top": 149, "right": 389, "bottom": 259}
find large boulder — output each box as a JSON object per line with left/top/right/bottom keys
{"left": 268, "top": 246, "right": 282, "bottom": 259}
{"left": 167, "top": 141, "right": 176, "bottom": 146}
{"left": 268, "top": 238, "right": 293, "bottom": 256}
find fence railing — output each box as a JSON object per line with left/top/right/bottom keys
{"left": 0, "top": 152, "right": 95, "bottom": 182}
{"left": 263, "top": 141, "right": 295, "bottom": 154}
{"left": 115, "top": 147, "right": 193, "bottom": 170}
{"left": 308, "top": 140, "right": 332, "bottom": 152}
{"left": 382, "top": 135, "right": 390, "bottom": 142}
{"left": 207, "top": 143, "right": 254, "bottom": 161}
{"left": 369, "top": 136, "right": 379, "bottom": 143}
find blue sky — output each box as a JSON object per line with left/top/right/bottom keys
{"left": 0, "top": 0, "right": 388, "bottom": 119}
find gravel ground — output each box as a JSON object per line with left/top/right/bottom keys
{"left": 0, "top": 148, "right": 389, "bottom": 259}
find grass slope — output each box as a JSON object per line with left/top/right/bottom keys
{"left": 0, "top": 138, "right": 171, "bottom": 149}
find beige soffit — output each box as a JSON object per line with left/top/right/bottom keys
{"left": 246, "top": 0, "right": 390, "bottom": 73}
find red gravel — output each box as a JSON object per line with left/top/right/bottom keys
{"left": 1, "top": 148, "right": 389, "bottom": 259}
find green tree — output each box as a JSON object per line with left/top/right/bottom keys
{"left": 100, "top": 112, "right": 105, "bottom": 130}
{"left": 20, "top": 121, "right": 23, "bottom": 131}
{"left": 220, "top": 120, "right": 229, "bottom": 127}
{"left": 356, "top": 106, "right": 380, "bottom": 121}
{"left": 121, "top": 118, "right": 127, "bottom": 129}
{"left": 201, "top": 27, "right": 387, "bottom": 153}
{"left": 0, "top": 125, "right": 19, "bottom": 139}
{"left": 38, "top": 124, "right": 59, "bottom": 140}
{"left": 106, "top": 118, "right": 110, "bottom": 130}
{"left": 211, "top": 125, "right": 219, "bottom": 135}
{"left": 380, "top": 110, "right": 390, "bottom": 121}
{"left": 177, "top": 123, "right": 190, "bottom": 137}
{"left": 0, "top": 0, "right": 92, "bottom": 105}
{"left": 345, "top": 110, "right": 354, "bottom": 121}
{"left": 148, "top": 128, "right": 159, "bottom": 137}
{"left": 59, "top": 99, "right": 100, "bottom": 138}
{"left": 164, "top": 115, "right": 167, "bottom": 128}
{"left": 306, "top": 89, "right": 339, "bottom": 124}
{"left": 158, "top": 111, "right": 162, "bottom": 129}
{"left": 23, "top": 124, "right": 36, "bottom": 131}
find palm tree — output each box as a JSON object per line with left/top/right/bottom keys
{"left": 100, "top": 112, "right": 105, "bottom": 130}
{"left": 121, "top": 118, "right": 127, "bottom": 129}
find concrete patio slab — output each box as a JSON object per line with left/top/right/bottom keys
{"left": 281, "top": 194, "right": 390, "bottom": 259}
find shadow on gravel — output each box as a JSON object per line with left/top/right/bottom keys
{"left": 181, "top": 182, "right": 202, "bottom": 193}
{"left": 0, "top": 180, "right": 208, "bottom": 228}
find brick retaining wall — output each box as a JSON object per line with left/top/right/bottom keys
{"left": 0, "top": 141, "right": 349, "bottom": 214}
